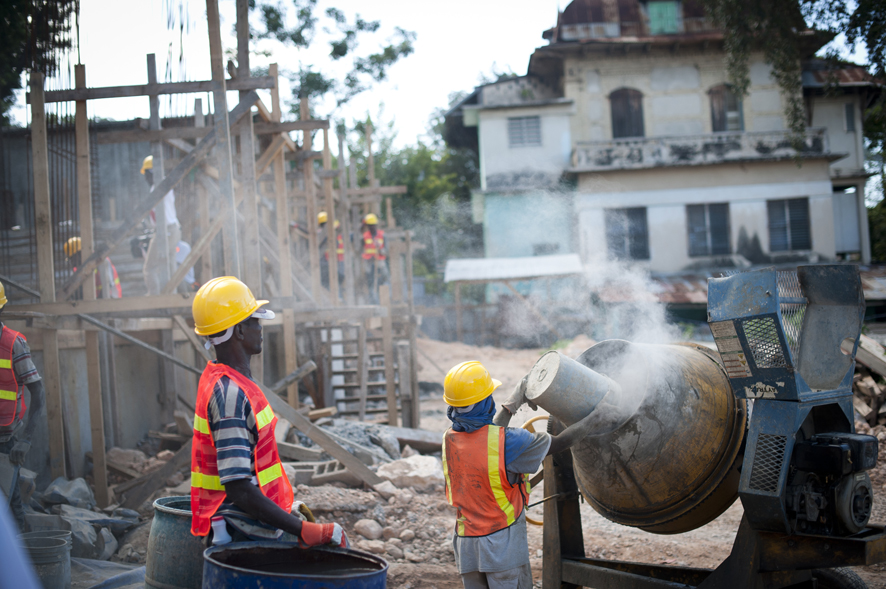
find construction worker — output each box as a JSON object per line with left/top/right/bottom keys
{"left": 317, "top": 211, "right": 345, "bottom": 291}
{"left": 190, "top": 276, "right": 347, "bottom": 547}
{"left": 64, "top": 237, "right": 122, "bottom": 299}
{"left": 442, "top": 362, "right": 605, "bottom": 588}
{"left": 361, "top": 213, "right": 388, "bottom": 303}
{"left": 0, "top": 282, "right": 45, "bottom": 532}
{"left": 141, "top": 155, "right": 182, "bottom": 295}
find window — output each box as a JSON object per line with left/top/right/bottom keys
{"left": 648, "top": 1, "right": 680, "bottom": 34}
{"left": 709, "top": 85, "right": 744, "bottom": 132}
{"left": 508, "top": 116, "right": 541, "bottom": 147}
{"left": 605, "top": 207, "right": 650, "bottom": 260}
{"left": 845, "top": 103, "right": 856, "bottom": 132}
{"left": 610, "top": 88, "right": 645, "bottom": 139}
{"left": 767, "top": 198, "right": 811, "bottom": 252}
{"left": 533, "top": 243, "right": 560, "bottom": 256}
{"left": 687, "top": 203, "right": 731, "bottom": 256}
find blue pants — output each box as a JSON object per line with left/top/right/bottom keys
{"left": 0, "top": 438, "right": 24, "bottom": 532}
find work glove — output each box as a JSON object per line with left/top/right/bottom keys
{"left": 292, "top": 501, "right": 316, "bottom": 523}
{"left": 9, "top": 441, "right": 30, "bottom": 465}
{"left": 298, "top": 521, "right": 349, "bottom": 549}
{"left": 502, "top": 376, "right": 536, "bottom": 416}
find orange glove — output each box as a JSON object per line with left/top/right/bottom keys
{"left": 299, "top": 521, "right": 349, "bottom": 549}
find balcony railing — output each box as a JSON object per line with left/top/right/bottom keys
{"left": 569, "top": 128, "right": 829, "bottom": 173}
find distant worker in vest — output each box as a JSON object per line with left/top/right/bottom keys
{"left": 442, "top": 362, "right": 604, "bottom": 588}
{"left": 317, "top": 211, "right": 345, "bottom": 292}
{"left": 141, "top": 155, "right": 182, "bottom": 295}
{"left": 64, "top": 237, "right": 122, "bottom": 299}
{"left": 0, "top": 282, "right": 45, "bottom": 532}
{"left": 361, "top": 213, "right": 388, "bottom": 303}
{"left": 190, "top": 276, "right": 347, "bottom": 547}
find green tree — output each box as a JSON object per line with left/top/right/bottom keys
{"left": 0, "top": 0, "right": 77, "bottom": 124}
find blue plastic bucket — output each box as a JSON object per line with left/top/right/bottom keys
{"left": 145, "top": 496, "right": 206, "bottom": 589}
{"left": 203, "top": 541, "right": 388, "bottom": 589}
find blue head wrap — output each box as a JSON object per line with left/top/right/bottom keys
{"left": 447, "top": 396, "right": 536, "bottom": 466}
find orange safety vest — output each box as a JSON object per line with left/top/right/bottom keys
{"left": 0, "top": 326, "right": 26, "bottom": 427}
{"left": 441, "top": 425, "right": 530, "bottom": 537}
{"left": 362, "top": 229, "right": 386, "bottom": 261}
{"left": 190, "top": 362, "right": 294, "bottom": 536}
{"left": 325, "top": 234, "right": 345, "bottom": 262}
{"left": 73, "top": 259, "right": 122, "bottom": 298}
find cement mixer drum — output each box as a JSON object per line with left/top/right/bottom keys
{"left": 568, "top": 340, "right": 747, "bottom": 534}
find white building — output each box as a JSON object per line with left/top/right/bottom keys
{"left": 445, "top": 0, "right": 879, "bottom": 274}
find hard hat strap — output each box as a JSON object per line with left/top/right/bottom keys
{"left": 205, "top": 327, "right": 234, "bottom": 349}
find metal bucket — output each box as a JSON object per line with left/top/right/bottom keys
{"left": 146, "top": 496, "right": 206, "bottom": 589}
{"left": 203, "top": 542, "right": 388, "bottom": 589}
{"left": 19, "top": 531, "right": 71, "bottom": 589}
{"left": 22, "top": 536, "right": 69, "bottom": 589}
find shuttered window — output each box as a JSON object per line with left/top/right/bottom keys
{"left": 610, "top": 88, "right": 645, "bottom": 139}
{"left": 507, "top": 116, "right": 542, "bottom": 147}
{"left": 709, "top": 85, "right": 744, "bottom": 132}
{"left": 605, "top": 207, "right": 650, "bottom": 260}
{"left": 687, "top": 203, "right": 731, "bottom": 257}
{"left": 845, "top": 103, "right": 856, "bottom": 132}
{"left": 767, "top": 198, "right": 811, "bottom": 252}
{"left": 648, "top": 1, "right": 680, "bottom": 34}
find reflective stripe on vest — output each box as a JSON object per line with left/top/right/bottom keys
{"left": 362, "top": 229, "right": 386, "bottom": 261}
{"left": 0, "top": 326, "right": 24, "bottom": 427}
{"left": 442, "top": 425, "right": 528, "bottom": 537}
{"left": 190, "top": 362, "right": 294, "bottom": 536}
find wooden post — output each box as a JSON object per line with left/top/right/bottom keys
{"left": 380, "top": 285, "right": 397, "bottom": 426}
{"left": 146, "top": 54, "right": 172, "bottom": 291}
{"left": 365, "top": 122, "right": 375, "bottom": 216}
{"left": 300, "top": 97, "right": 322, "bottom": 299}
{"left": 194, "top": 98, "right": 213, "bottom": 283}
{"left": 349, "top": 158, "right": 367, "bottom": 302}
{"left": 386, "top": 197, "right": 395, "bottom": 228}
{"left": 31, "top": 72, "right": 66, "bottom": 478}
{"left": 270, "top": 63, "right": 299, "bottom": 408}
{"left": 357, "top": 322, "right": 368, "bottom": 421}
{"left": 396, "top": 341, "right": 413, "bottom": 428}
{"left": 75, "top": 64, "right": 109, "bottom": 507}
{"left": 206, "top": 0, "right": 241, "bottom": 277}
{"left": 455, "top": 282, "right": 463, "bottom": 343}
{"left": 405, "top": 231, "right": 419, "bottom": 428}
{"left": 322, "top": 129, "right": 339, "bottom": 304}
{"left": 337, "top": 137, "right": 357, "bottom": 306}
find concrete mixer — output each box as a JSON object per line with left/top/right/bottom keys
{"left": 534, "top": 265, "right": 886, "bottom": 589}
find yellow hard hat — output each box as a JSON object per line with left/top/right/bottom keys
{"left": 140, "top": 155, "right": 153, "bottom": 175}
{"left": 64, "top": 236, "right": 82, "bottom": 258}
{"left": 443, "top": 361, "right": 502, "bottom": 407}
{"left": 0, "top": 282, "right": 6, "bottom": 308}
{"left": 318, "top": 211, "right": 328, "bottom": 225}
{"left": 334, "top": 220, "right": 341, "bottom": 229}
{"left": 363, "top": 213, "right": 378, "bottom": 225}
{"left": 192, "top": 276, "right": 273, "bottom": 336}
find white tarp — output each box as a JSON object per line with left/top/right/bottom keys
{"left": 444, "top": 254, "right": 583, "bottom": 283}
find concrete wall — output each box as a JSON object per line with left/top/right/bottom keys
{"left": 576, "top": 159, "right": 837, "bottom": 273}
{"left": 476, "top": 103, "right": 574, "bottom": 190}
{"left": 562, "top": 50, "right": 786, "bottom": 142}
{"left": 809, "top": 94, "right": 867, "bottom": 176}
{"left": 482, "top": 190, "right": 575, "bottom": 259}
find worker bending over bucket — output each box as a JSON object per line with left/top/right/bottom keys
{"left": 189, "top": 276, "right": 346, "bottom": 548}
{"left": 442, "top": 362, "right": 603, "bottom": 589}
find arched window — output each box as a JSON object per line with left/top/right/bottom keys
{"left": 709, "top": 85, "right": 744, "bottom": 132}
{"left": 609, "top": 88, "right": 645, "bottom": 139}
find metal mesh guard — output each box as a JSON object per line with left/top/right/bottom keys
{"left": 742, "top": 317, "right": 787, "bottom": 369}
{"left": 748, "top": 433, "right": 787, "bottom": 494}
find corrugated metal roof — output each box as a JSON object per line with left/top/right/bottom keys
{"left": 802, "top": 65, "right": 879, "bottom": 88}
{"left": 444, "top": 254, "right": 584, "bottom": 283}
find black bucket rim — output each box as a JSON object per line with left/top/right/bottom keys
{"left": 203, "top": 541, "right": 388, "bottom": 580}
{"left": 153, "top": 495, "right": 192, "bottom": 516}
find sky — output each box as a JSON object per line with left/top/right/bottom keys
{"left": 9, "top": 0, "right": 566, "bottom": 148}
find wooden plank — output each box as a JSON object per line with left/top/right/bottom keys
{"left": 86, "top": 332, "right": 109, "bottom": 506}
{"left": 30, "top": 72, "right": 55, "bottom": 303}
{"left": 35, "top": 76, "right": 274, "bottom": 104}
{"left": 147, "top": 53, "right": 173, "bottom": 296}
{"left": 173, "top": 314, "right": 211, "bottom": 362}
{"left": 58, "top": 91, "right": 259, "bottom": 300}
{"left": 345, "top": 186, "right": 407, "bottom": 197}
{"left": 358, "top": 323, "right": 368, "bottom": 421}
{"left": 121, "top": 439, "right": 192, "bottom": 509}
{"left": 852, "top": 335, "right": 886, "bottom": 379}
{"left": 277, "top": 440, "right": 324, "bottom": 462}
{"left": 301, "top": 98, "right": 323, "bottom": 300}
{"left": 380, "top": 285, "right": 398, "bottom": 426}
{"left": 253, "top": 120, "right": 330, "bottom": 134}
{"left": 11, "top": 294, "right": 192, "bottom": 316}
{"left": 261, "top": 384, "right": 383, "bottom": 486}
{"left": 380, "top": 425, "right": 442, "bottom": 453}
{"left": 405, "top": 232, "right": 420, "bottom": 428}
{"left": 322, "top": 129, "right": 340, "bottom": 304}
{"left": 396, "top": 341, "right": 413, "bottom": 428}
{"left": 194, "top": 98, "right": 213, "bottom": 284}
{"left": 338, "top": 137, "right": 357, "bottom": 306}
{"left": 42, "top": 330, "right": 66, "bottom": 479}
{"left": 269, "top": 360, "right": 317, "bottom": 395}
{"left": 255, "top": 135, "right": 287, "bottom": 176}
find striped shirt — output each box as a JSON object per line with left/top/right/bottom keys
{"left": 0, "top": 324, "right": 42, "bottom": 441}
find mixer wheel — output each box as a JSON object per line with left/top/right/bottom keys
{"left": 811, "top": 567, "right": 868, "bottom": 589}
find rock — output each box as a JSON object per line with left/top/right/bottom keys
{"left": 66, "top": 517, "right": 99, "bottom": 558}
{"left": 377, "top": 455, "right": 444, "bottom": 492}
{"left": 417, "top": 530, "right": 430, "bottom": 541}
{"left": 406, "top": 551, "right": 424, "bottom": 563}
{"left": 382, "top": 526, "right": 399, "bottom": 540}
{"left": 354, "top": 519, "right": 384, "bottom": 540}
{"left": 111, "top": 508, "right": 140, "bottom": 521}
{"left": 96, "top": 527, "right": 118, "bottom": 561}
{"left": 386, "top": 545, "right": 404, "bottom": 559}
{"left": 364, "top": 540, "right": 386, "bottom": 554}
{"left": 397, "top": 491, "right": 414, "bottom": 504}
{"left": 372, "top": 481, "right": 398, "bottom": 500}
{"left": 106, "top": 448, "right": 149, "bottom": 472}
{"left": 156, "top": 450, "right": 175, "bottom": 462}
{"left": 399, "top": 529, "right": 415, "bottom": 542}
{"left": 168, "top": 479, "right": 191, "bottom": 495}
{"left": 42, "top": 477, "right": 96, "bottom": 509}
{"left": 388, "top": 537, "right": 402, "bottom": 546}
{"left": 400, "top": 444, "right": 418, "bottom": 458}
{"left": 165, "top": 472, "right": 184, "bottom": 487}
{"left": 275, "top": 417, "right": 292, "bottom": 444}
{"left": 437, "top": 501, "right": 450, "bottom": 511}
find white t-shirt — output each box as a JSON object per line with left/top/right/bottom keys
{"left": 151, "top": 188, "right": 179, "bottom": 227}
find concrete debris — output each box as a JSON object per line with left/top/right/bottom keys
{"left": 354, "top": 518, "right": 384, "bottom": 540}
{"left": 376, "top": 455, "right": 444, "bottom": 492}
{"left": 106, "top": 448, "right": 150, "bottom": 473}
{"left": 275, "top": 417, "right": 292, "bottom": 444}
{"left": 400, "top": 529, "right": 416, "bottom": 542}
{"left": 364, "top": 539, "right": 386, "bottom": 554}
{"left": 156, "top": 450, "right": 175, "bottom": 462}
{"left": 372, "top": 481, "right": 398, "bottom": 500}
{"left": 43, "top": 477, "right": 96, "bottom": 509}
{"left": 96, "top": 527, "right": 119, "bottom": 561}
{"left": 67, "top": 517, "right": 99, "bottom": 558}
{"left": 387, "top": 544, "right": 404, "bottom": 559}
{"left": 400, "top": 444, "right": 418, "bottom": 458}
{"left": 382, "top": 526, "right": 398, "bottom": 540}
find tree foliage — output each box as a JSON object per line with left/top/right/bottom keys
{"left": 0, "top": 0, "right": 77, "bottom": 124}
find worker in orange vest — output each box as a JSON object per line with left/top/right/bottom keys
{"left": 317, "top": 212, "right": 345, "bottom": 292}
{"left": 189, "top": 276, "right": 347, "bottom": 547}
{"left": 441, "top": 362, "right": 604, "bottom": 588}
{"left": 64, "top": 237, "right": 122, "bottom": 299}
{"left": 0, "top": 282, "right": 46, "bottom": 532}
{"left": 361, "top": 213, "right": 388, "bottom": 303}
